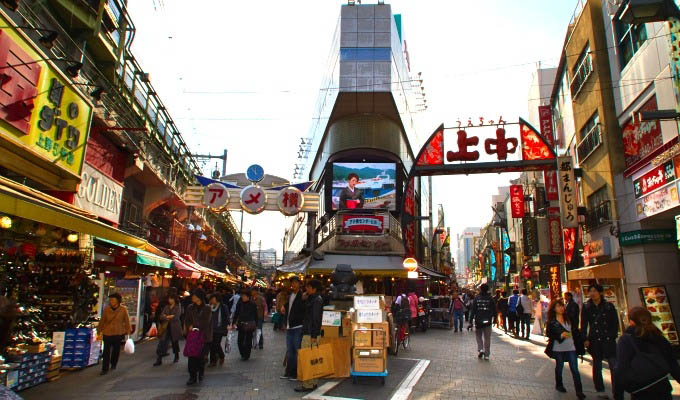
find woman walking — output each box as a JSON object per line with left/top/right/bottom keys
{"left": 614, "top": 307, "right": 680, "bottom": 399}
{"left": 544, "top": 298, "right": 585, "bottom": 399}
{"left": 184, "top": 289, "right": 212, "bottom": 385}
{"left": 154, "top": 294, "right": 182, "bottom": 365}
{"left": 97, "top": 293, "right": 131, "bottom": 375}
{"left": 232, "top": 289, "right": 258, "bottom": 361}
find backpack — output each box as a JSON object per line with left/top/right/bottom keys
{"left": 623, "top": 334, "right": 670, "bottom": 394}
{"left": 473, "top": 296, "right": 494, "bottom": 327}
{"left": 453, "top": 297, "right": 464, "bottom": 311}
{"left": 515, "top": 295, "right": 524, "bottom": 315}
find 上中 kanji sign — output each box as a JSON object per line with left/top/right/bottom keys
{"left": 557, "top": 156, "right": 578, "bottom": 228}
{"left": 240, "top": 185, "right": 267, "bottom": 214}
{"left": 277, "top": 187, "right": 304, "bottom": 216}
{"left": 203, "top": 183, "right": 230, "bottom": 209}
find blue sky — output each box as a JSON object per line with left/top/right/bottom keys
{"left": 128, "top": 0, "right": 585, "bottom": 257}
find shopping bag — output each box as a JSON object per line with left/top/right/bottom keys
{"left": 297, "top": 343, "right": 335, "bottom": 381}
{"left": 252, "top": 328, "right": 262, "bottom": 349}
{"left": 531, "top": 319, "right": 543, "bottom": 335}
{"left": 225, "top": 330, "right": 234, "bottom": 353}
{"left": 123, "top": 338, "right": 135, "bottom": 354}
{"left": 146, "top": 322, "right": 157, "bottom": 337}
{"left": 183, "top": 330, "right": 204, "bottom": 358}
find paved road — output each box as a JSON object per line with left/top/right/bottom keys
{"left": 18, "top": 323, "right": 680, "bottom": 399}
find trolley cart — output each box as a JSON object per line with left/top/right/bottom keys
{"left": 350, "top": 328, "right": 388, "bottom": 385}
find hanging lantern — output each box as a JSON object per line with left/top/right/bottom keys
{"left": 0, "top": 216, "right": 11, "bottom": 229}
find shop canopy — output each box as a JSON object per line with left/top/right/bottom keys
{"left": 95, "top": 237, "right": 172, "bottom": 269}
{"left": 166, "top": 249, "right": 202, "bottom": 279}
{"left": 567, "top": 261, "right": 624, "bottom": 281}
{"left": 307, "top": 254, "right": 407, "bottom": 277}
{"left": 418, "top": 266, "right": 449, "bottom": 279}
{"left": 0, "top": 177, "right": 163, "bottom": 254}
{"left": 276, "top": 256, "right": 311, "bottom": 274}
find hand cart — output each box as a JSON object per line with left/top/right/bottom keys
{"left": 350, "top": 328, "right": 388, "bottom": 385}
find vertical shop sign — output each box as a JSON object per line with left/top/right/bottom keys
{"left": 545, "top": 170, "right": 559, "bottom": 201}
{"left": 522, "top": 217, "right": 538, "bottom": 256}
{"left": 548, "top": 216, "right": 562, "bottom": 255}
{"left": 563, "top": 228, "right": 576, "bottom": 264}
{"left": 538, "top": 106, "right": 555, "bottom": 148}
{"left": 510, "top": 184, "right": 524, "bottom": 218}
{"left": 549, "top": 264, "right": 562, "bottom": 300}
{"left": 557, "top": 156, "right": 578, "bottom": 228}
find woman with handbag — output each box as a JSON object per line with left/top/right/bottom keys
{"left": 183, "top": 289, "right": 212, "bottom": 385}
{"left": 97, "top": 293, "right": 131, "bottom": 376}
{"left": 154, "top": 294, "right": 182, "bottom": 366}
{"left": 544, "top": 299, "right": 585, "bottom": 399}
{"left": 231, "top": 289, "right": 258, "bottom": 361}
{"left": 613, "top": 307, "right": 680, "bottom": 400}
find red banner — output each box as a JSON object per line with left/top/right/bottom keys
{"left": 544, "top": 170, "right": 559, "bottom": 201}
{"left": 342, "top": 215, "right": 385, "bottom": 232}
{"left": 510, "top": 185, "right": 524, "bottom": 218}
{"left": 538, "top": 106, "right": 555, "bottom": 148}
{"left": 549, "top": 264, "right": 562, "bottom": 300}
{"left": 563, "top": 228, "right": 577, "bottom": 264}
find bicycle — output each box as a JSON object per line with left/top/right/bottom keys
{"left": 391, "top": 319, "right": 410, "bottom": 356}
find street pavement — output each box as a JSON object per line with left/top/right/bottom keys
{"left": 18, "top": 322, "right": 680, "bottom": 400}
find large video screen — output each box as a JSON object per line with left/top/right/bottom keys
{"left": 332, "top": 163, "right": 397, "bottom": 210}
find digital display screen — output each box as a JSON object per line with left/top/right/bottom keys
{"left": 331, "top": 163, "right": 396, "bottom": 210}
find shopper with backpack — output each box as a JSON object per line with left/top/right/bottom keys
{"left": 518, "top": 289, "right": 533, "bottom": 339}
{"left": 451, "top": 292, "right": 465, "bottom": 333}
{"left": 613, "top": 306, "right": 680, "bottom": 399}
{"left": 508, "top": 289, "right": 521, "bottom": 337}
{"left": 468, "top": 284, "right": 496, "bottom": 360}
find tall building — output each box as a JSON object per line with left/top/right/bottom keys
{"left": 457, "top": 227, "right": 481, "bottom": 278}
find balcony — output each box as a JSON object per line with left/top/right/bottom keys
{"left": 316, "top": 210, "right": 403, "bottom": 254}
{"left": 585, "top": 200, "right": 611, "bottom": 232}
{"left": 577, "top": 123, "right": 603, "bottom": 163}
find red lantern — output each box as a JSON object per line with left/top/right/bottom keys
{"left": 521, "top": 265, "right": 532, "bottom": 279}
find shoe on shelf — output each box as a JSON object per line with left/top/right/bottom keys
{"left": 478, "top": 350, "right": 484, "bottom": 359}
{"left": 555, "top": 385, "right": 567, "bottom": 393}
{"left": 294, "top": 385, "right": 317, "bottom": 393}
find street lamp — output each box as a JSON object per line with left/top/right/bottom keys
{"left": 619, "top": 0, "right": 680, "bottom": 24}
{"left": 639, "top": 110, "right": 680, "bottom": 121}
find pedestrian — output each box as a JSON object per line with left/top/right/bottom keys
{"left": 184, "top": 288, "right": 212, "bottom": 386}
{"left": 450, "top": 291, "right": 465, "bottom": 332}
{"left": 97, "top": 293, "right": 131, "bottom": 376}
{"left": 508, "top": 289, "right": 520, "bottom": 336}
{"left": 408, "top": 290, "right": 419, "bottom": 331}
{"left": 208, "top": 293, "right": 229, "bottom": 367}
{"left": 274, "top": 285, "right": 289, "bottom": 331}
{"left": 229, "top": 287, "right": 241, "bottom": 322}
{"left": 463, "top": 291, "right": 473, "bottom": 322}
{"left": 232, "top": 289, "right": 258, "bottom": 361}
{"left": 498, "top": 291, "right": 509, "bottom": 333}
{"left": 518, "top": 289, "right": 533, "bottom": 339}
{"left": 564, "top": 292, "right": 580, "bottom": 339}
{"left": 294, "top": 279, "right": 323, "bottom": 393}
{"left": 613, "top": 306, "right": 680, "bottom": 400}
{"left": 492, "top": 290, "right": 501, "bottom": 328}
{"left": 154, "top": 294, "right": 182, "bottom": 366}
{"left": 280, "top": 276, "right": 304, "bottom": 380}
{"left": 251, "top": 287, "right": 266, "bottom": 349}
{"left": 544, "top": 298, "right": 585, "bottom": 398}
{"left": 468, "top": 284, "right": 495, "bottom": 360}
{"left": 581, "top": 283, "right": 619, "bottom": 399}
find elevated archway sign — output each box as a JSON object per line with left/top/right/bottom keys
{"left": 402, "top": 118, "right": 557, "bottom": 257}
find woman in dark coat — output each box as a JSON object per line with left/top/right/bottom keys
{"left": 614, "top": 306, "right": 680, "bottom": 400}
{"left": 154, "top": 294, "right": 182, "bottom": 365}
{"left": 231, "top": 289, "right": 258, "bottom": 361}
{"left": 184, "top": 289, "right": 212, "bottom": 385}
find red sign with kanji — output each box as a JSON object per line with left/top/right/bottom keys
{"left": 510, "top": 185, "right": 524, "bottom": 218}
{"left": 538, "top": 106, "right": 555, "bottom": 149}
{"left": 544, "top": 170, "right": 559, "bottom": 201}
{"left": 277, "top": 187, "right": 303, "bottom": 216}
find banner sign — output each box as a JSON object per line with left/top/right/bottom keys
{"left": 549, "top": 264, "right": 562, "bottom": 300}
{"left": 548, "top": 216, "right": 562, "bottom": 255}
{"left": 623, "top": 96, "right": 663, "bottom": 169}
{"left": 75, "top": 163, "right": 123, "bottom": 223}
{"left": 563, "top": 228, "right": 577, "bottom": 264}
{"left": 510, "top": 185, "right": 524, "bottom": 218}
{"left": 619, "top": 229, "right": 676, "bottom": 246}
{"left": 557, "top": 156, "right": 578, "bottom": 228}
{"left": 633, "top": 160, "right": 675, "bottom": 199}
{"left": 522, "top": 217, "right": 538, "bottom": 256}
{"left": 636, "top": 182, "right": 679, "bottom": 220}
{"left": 342, "top": 215, "right": 385, "bottom": 232}
{"left": 538, "top": 105, "right": 555, "bottom": 148}
{"left": 545, "top": 170, "right": 559, "bottom": 201}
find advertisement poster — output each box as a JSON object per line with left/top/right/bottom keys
{"left": 635, "top": 182, "right": 679, "bottom": 220}
{"left": 332, "top": 163, "right": 396, "bottom": 210}
{"left": 639, "top": 286, "right": 678, "bottom": 345}
{"left": 114, "top": 279, "right": 140, "bottom": 332}
{"left": 581, "top": 285, "right": 619, "bottom": 310}
{"left": 623, "top": 96, "right": 663, "bottom": 169}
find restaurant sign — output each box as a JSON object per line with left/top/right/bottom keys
{"left": 75, "top": 163, "right": 123, "bottom": 223}
{"left": 0, "top": 23, "right": 92, "bottom": 177}
{"left": 619, "top": 229, "right": 675, "bottom": 246}
{"left": 557, "top": 156, "right": 578, "bottom": 228}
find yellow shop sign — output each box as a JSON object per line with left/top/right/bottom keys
{"left": 0, "top": 17, "right": 92, "bottom": 179}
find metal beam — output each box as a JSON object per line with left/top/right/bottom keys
{"left": 414, "top": 159, "right": 556, "bottom": 176}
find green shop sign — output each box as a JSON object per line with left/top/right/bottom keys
{"left": 619, "top": 230, "right": 675, "bottom": 246}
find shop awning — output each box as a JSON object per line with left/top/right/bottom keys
{"left": 418, "top": 266, "right": 448, "bottom": 279}
{"left": 0, "top": 177, "right": 159, "bottom": 252}
{"left": 567, "top": 261, "right": 623, "bottom": 281}
{"left": 95, "top": 237, "right": 172, "bottom": 269}
{"left": 308, "top": 254, "right": 407, "bottom": 277}
{"left": 276, "top": 256, "right": 311, "bottom": 274}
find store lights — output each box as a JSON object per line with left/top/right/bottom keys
{"left": 66, "top": 233, "right": 78, "bottom": 243}
{"left": 0, "top": 216, "right": 11, "bottom": 229}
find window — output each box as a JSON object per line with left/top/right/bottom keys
{"left": 577, "top": 112, "right": 602, "bottom": 162}
{"left": 616, "top": 20, "right": 647, "bottom": 69}
{"left": 588, "top": 186, "right": 608, "bottom": 209}
{"left": 570, "top": 44, "right": 592, "bottom": 97}
{"left": 340, "top": 48, "right": 391, "bottom": 61}
{"left": 586, "top": 186, "right": 610, "bottom": 231}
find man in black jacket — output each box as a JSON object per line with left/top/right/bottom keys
{"left": 208, "top": 293, "right": 230, "bottom": 367}
{"left": 564, "top": 292, "right": 580, "bottom": 331}
{"left": 581, "top": 283, "right": 619, "bottom": 398}
{"left": 469, "top": 284, "right": 496, "bottom": 360}
{"left": 281, "top": 276, "right": 305, "bottom": 380}
{"left": 294, "top": 279, "right": 323, "bottom": 393}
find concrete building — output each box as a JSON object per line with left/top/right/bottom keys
{"left": 457, "top": 227, "right": 481, "bottom": 281}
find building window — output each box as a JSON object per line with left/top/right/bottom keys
{"left": 340, "top": 48, "right": 391, "bottom": 61}
{"left": 570, "top": 44, "right": 593, "bottom": 98}
{"left": 577, "top": 111, "right": 602, "bottom": 163}
{"left": 616, "top": 20, "right": 647, "bottom": 69}
{"left": 585, "top": 186, "right": 610, "bottom": 232}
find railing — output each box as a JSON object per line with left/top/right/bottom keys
{"left": 570, "top": 52, "right": 593, "bottom": 98}
{"left": 577, "top": 123, "right": 603, "bottom": 163}
{"left": 316, "top": 210, "right": 403, "bottom": 248}
{"left": 585, "top": 200, "right": 611, "bottom": 232}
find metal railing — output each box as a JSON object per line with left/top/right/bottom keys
{"left": 577, "top": 123, "right": 603, "bottom": 163}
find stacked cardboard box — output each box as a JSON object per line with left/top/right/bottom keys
{"left": 61, "top": 328, "right": 97, "bottom": 368}
{"left": 46, "top": 355, "right": 61, "bottom": 381}
{"left": 350, "top": 296, "right": 388, "bottom": 373}
{"left": 6, "top": 350, "right": 52, "bottom": 391}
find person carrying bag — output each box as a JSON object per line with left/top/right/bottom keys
{"left": 97, "top": 293, "right": 132, "bottom": 376}
{"left": 183, "top": 289, "right": 212, "bottom": 386}
{"left": 231, "top": 289, "right": 258, "bottom": 361}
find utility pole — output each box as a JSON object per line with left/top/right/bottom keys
{"left": 191, "top": 149, "right": 228, "bottom": 178}
{"left": 258, "top": 240, "right": 262, "bottom": 265}
{"left": 248, "top": 231, "right": 252, "bottom": 256}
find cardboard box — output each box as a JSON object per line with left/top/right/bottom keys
{"left": 352, "top": 347, "right": 386, "bottom": 373}
{"left": 341, "top": 315, "right": 352, "bottom": 337}
{"left": 26, "top": 344, "right": 46, "bottom": 354}
{"left": 372, "top": 322, "right": 389, "bottom": 348}
{"left": 321, "top": 326, "right": 340, "bottom": 339}
{"left": 351, "top": 323, "right": 372, "bottom": 347}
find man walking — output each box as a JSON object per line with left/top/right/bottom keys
{"left": 251, "top": 288, "right": 266, "bottom": 350}
{"left": 450, "top": 291, "right": 465, "bottom": 332}
{"left": 469, "top": 284, "right": 496, "bottom": 360}
{"left": 507, "top": 289, "right": 520, "bottom": 336}
{"left": 518, "top": 289, "right": 532, "bottom": 339}
{"left": 492, "top": 290, "right": 501, "bottom": 328}
{"left": 208, "top": 293, "right": 229, "bottom": 367}
{"left": 280, "top": 276, "right": 304, "bottom": 381}
{"left": 294, "top": 279, "right": 323, "bottom": 393}
{"left": 497, "top": 291, "right": 508, "bottom": 333}
{"left": 581, "top": 284, "right": 619, "bottom": 399}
